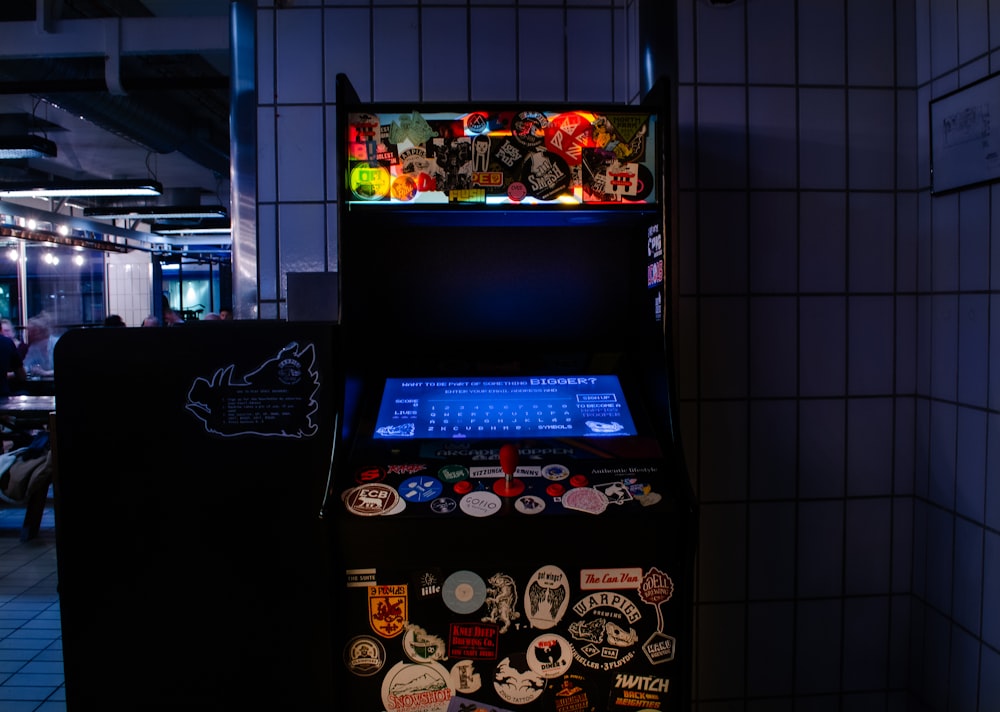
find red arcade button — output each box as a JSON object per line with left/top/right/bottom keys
{"left": 546, "top": 483, "right": 566, "bottom": 497}
{"left": 570, "top": 474, "right": 589, "bottom": 488}
{"left": 453, "top": 480, "right": 474, "bottom": 495}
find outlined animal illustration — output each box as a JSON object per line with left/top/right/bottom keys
{"left": 482, "top": 573, "right": 521, "bottom": 633}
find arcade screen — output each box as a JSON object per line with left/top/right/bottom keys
{"left": 372, "top": 374, "right": 638, "bottom": 440}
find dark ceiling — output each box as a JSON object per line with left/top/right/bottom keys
{"left": 0, "top": 0, "right": 231, "bottom": 207}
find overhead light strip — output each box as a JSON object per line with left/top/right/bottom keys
{"left": 0, "top": 225, "right": 129, "bottom": 253}
{"left": 0, "top": 136, "right": 58, "bottom": 160}
{"left": 83, "top": 205, "right": 227, "bottom": 220}
{"left": 0, "top": 179, "right": 163, "bottom": 198}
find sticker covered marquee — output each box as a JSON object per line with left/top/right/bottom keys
{"left": 345, "top": 109, "right": 657, "bottom": 206}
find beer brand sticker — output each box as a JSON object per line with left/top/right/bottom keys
{"left": 580, "top": 568, "right": 643, "bottom": 591}
{"left": 561, "top": 487, "right": 608, "bottom": 515}
{"left": 548, "top": 673, "right": 597, "bottom": 712}
{"left": 567, "top": 591, "right": 641, "bottom": 671}
{"left": 400, "top": 475, "right": 444, "bottom": 503}
{"left": 403, "top": 623, "right": 448, "bottom": 664}
{"left": 415, "top": 569, "right": 443, "bottom": 599}
{"left": 345, "top": 484, "right": 400, "bottom": 516}
{"left": 521, "top": 150, "right": 572, "bottom": 201}
{"left": 481, "top": 573, "right": 521, "bottom": 633}
{"left": 510, "top": 111, "right": 548, "bottom": 148}
{"left": 368, "top": 584, "right": 408, "bottom": 638}
{"left": 638, "top": 567, "right": 676, "bottom": 665}
{"left": 514, "top": 495, "right": 546, "bottom": 515}
{"left": 608, "top": 672, "right": 669, "bottom": 710}
{"left": 494, "top": 653, "right": 546, "bottom": 705}
{"left": 526, "top": 633, "right": 573, "bottom": 679}
{"left": 459, "top": 491, "right": 502, "bottom": 518}
{"left": 343, "top": 635, "right": 386, "bottom": 677}
{"left": 381, "top": 660, "right": 453, "bottom": 712}
{"left": 442, "top": 571, "right": 487, "bottom": 614}
{"left": 448, "top": 622, "right": 500, "bottom": 660}
{"left": 524, "top": 565, "right": 570, "bottom": 630}
{"left": 438, "top": 464, "right": 470, "bottom": 484}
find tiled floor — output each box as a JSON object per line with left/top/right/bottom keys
{"left": 0, "top": 505, "right": 65, "bottom": 712}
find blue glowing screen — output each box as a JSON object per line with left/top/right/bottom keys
{"left": 372, "top": 375, "right": 637, "bottom": 440}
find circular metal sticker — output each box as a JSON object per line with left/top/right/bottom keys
{"left": 343, "top": 635, "right": 386, "bottom": 677}
{"left": 442, "top": 570, "right": 487, "bottom": 614}
{"left": 344, "top": 484, "right": 400, "bottom": 516}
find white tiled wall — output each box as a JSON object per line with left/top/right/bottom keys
{"left": 105, "top": 250, "right": 153, "bottom": 329}
{"left": 255, "top": 0, "right": 999, "bottom": 709}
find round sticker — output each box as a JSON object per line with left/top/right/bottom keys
{"left": 381, "top": 660, "right": 453, "bottom": 712}
{"left": 459, "top": 491, "right": 502, "bottom": 518}
{"left": 511, "top": 111, "right": 547, "bottom": 148}
{"left": 515, "top": 495, "right": 546, "bottom": 515}
{"left": 541, "top": 464, "right": 570, "bottom": 481}
{"left": 430, "top": 497, "right": 458, "bottom": 514}
{"left": 344, "top": 484, "right": 399, "bottom": 516}
{"left": 521, "top": 151, "right": 571, "bottom": 201}
{"left": 494, "top": 653, "right": 546, "bottom": 705}
{"left": 399, "top": 475, "right": 444, "bottom": 503}
{"left": 507, "top": 181, "right": 527, "bottom": 201}
{"left": 442, "top": 570, "right": 487, "bottom": 614}
{"left": 350, "top": 163, "right": 391, "bottom": 201}
{"left": 526, "top": 633, "right": 573, "bottom": 679}
{"left": 343, "top": 635, "right": 386, "bottom": 677}
{"left": 391, "top": 174, "right": 418, "bottom": 201}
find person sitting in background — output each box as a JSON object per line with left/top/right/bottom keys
{"left": 23, "top": 314, "right": 56, "bottom": 378}
{"left": 203, "top": 312, "right": 222, "bottom": 321}
{"left": 103, "top": 314, "right": 126, "bottom": 327}
{"left": 141, "top": 315, "right": 160, "bottom": 327}
{"left": 0, "top": 318, "right": 27, "bottom": 394}
{"left": 219, "top": 308, "right": 232, "bottom": 320}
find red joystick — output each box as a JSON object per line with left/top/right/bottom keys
{"left": 494, "top": 443, "right": 525, "bottom": 497}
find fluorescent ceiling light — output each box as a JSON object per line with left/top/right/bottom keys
{"left": 83, "top": 205, "right": 228, "bottom": 220}
{"left": 149, "top": 217, "right": 231, "bottom": 235}
{"left": 0, "top": 136, "right": 58, "bottom": 160}
{"left": 0, "top": 225, "right": 128, "bottom": 253}
{"left": 0, "top": 179, "right": 163, "bottom": 198}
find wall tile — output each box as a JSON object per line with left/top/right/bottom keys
{"left": 988, "top": 413, "right": 1000, "bottom": 532}
{"left": 848, "top": 192, "right": 895, "bottom": 293}
{"left": 699, "top": 192, "right": 748, "bottom": 293}
{"left": 372, "top": 8, "right": 420, "bottom": 101}
{"left": 848, "top": 89, "right": 896, "bottom": 190}
{"left": 951, "top": 517, "right": 983, "bottom": 636}
{"left": 949, "top": 626, "right": 982, "bottom": 712}
{"left": 257, "top": 107, "right": 277, "bottom": 202}
{"left": 698, "top": 503, "right": 747, "bottom": 602}
{"left": 749, "top": 192, "right": 797, "bottom": 293}
{"left": 748, "top": 87, "right": 797, "bottom": 189}
{"left": 800, "top": 192, "right": 847, "bottom": 293}
{"left": 697, "top": 86, "right": 748, "bottom": 190}
{"left": 848, "top": 296, "right": 894, "bottom": 395}
{"left": 798, "top": 0, "right": 845, "bottom": 85}
{"left": 894, "top": 397, "right": 916, "bottom": 496}
{"left": 695, "top": 2, "right": 745, "bottom": 84}
{"left": 422, "top": 8, "right": 469, "bottom": 101}
{"left": 959, "top": 186, "right": 989, "bottom": 291}
{"left": 930, "top": 294, "right": 958, "bottom": 402}
{"left": 795, "top": 599, "right": 843, "bottom": 694}
{"left": 799, "top": 89, "right": 846, "bottom": 189}
{"left": 748, "top": 503, "right": 795, "bottom": 599}
{"left": 981, "top": 645, "right": 1000, "bottom": 712}
{"left": 749, "top": 400, "right": 797, "bottom": 500}
{"left": 276, "top": 106, "right": 326, "bottom": 202}
{"left": 566, "top": 9, "right": 614, "bottom": 103}
{"left": 747, "top": 0, "right": 795, "bottom": 84}
{"left": 955, "top": 407, "right": 988, "bottom": 523}
{"left": 843, "top": 597, "right": 890, "bottom": 689}
{"left": 256, "top": 9, "right": 275, "bottom": 106}
{"left": 324, "top": 9, "right": 372, "bottom": 102}
{"left": 984, "top": 529, "right": 1000, "bottom": 650}
{"left": 845, "top": 498, "right": 892, "bottom": 595}
{"left": 797, "top": 500, "right": 844, "bottom": 598}
{"left": 746, "top": 601, "right": 794, "bottom": 696}
{"left": 276, "top": 8, "right": 323, "bottom": 104}
{"left": 992, "top": 295, "right": 1000, "bottom": 409}
{"left": 749, "top": 296, "right": 797, "bottom": 397}
{"left": 928, "top": 400, "right": 957, "bottom": 509}
{"left": 799, "top": 399, "right": 846, "bottom": 499}
{"left": 518, "top": 9, "right": 565, "bottom": 101}
{"left": 847, "top": 0, "right": 894, "bottom": 85}
{"left": 895, "top": 295, "right": 916, "bottom": 393}
{"left": 958, "top": 0, "right": 990, "bottom": 65}
{"left": 924, "top": 507, "right": 954, "bottom": 616}
{"left": 892, "top": 499, "right": 913, "bottom": 593}
{"left": 470, "top": 8, "right": 517, "bottom": 101}
{"left": 931, "top": 192, "right": 959, "bottom": 292}
{"left": 846, "top": 398, "right": 893, "bottom": 496}
{"left": 699, "top": 296, "right": 749, "bottom": 398}
{"left": 897, "top": 90, "right": 918, "bottom": 191}
{"left": 278, "top": 203, "right": 328, "bottom": 282}
{"left": 699, "top": 401, "right": 748, "bottom": 502}
{"left": 696, "top": 602, "right": 746, "bottom": 699}
{"left": 929, "top": 0, "right": 959, "bottom": 79}
{"left": 799, "top": 297, "right": 846, "bottom": 397}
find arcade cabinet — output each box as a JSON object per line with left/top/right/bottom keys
{"left": 329, "top": 75, "right": 696, "bottom": 712}
{"left": 53, "top": 322, "right": 339, "bottom": 709}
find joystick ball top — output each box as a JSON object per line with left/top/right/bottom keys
{"left": 499, "top": 444, "right": 519, "bottom": 476}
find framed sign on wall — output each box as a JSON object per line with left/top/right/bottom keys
{"left": 930, "top": 73, "right": 1000, "bottom": 194}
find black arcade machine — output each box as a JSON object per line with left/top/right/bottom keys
{"left": 328, "top": 74, "right": 696, "bottom": 712}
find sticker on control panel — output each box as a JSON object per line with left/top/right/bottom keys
{"left": 524, "top": 565, "right": 570, "bottom": 630}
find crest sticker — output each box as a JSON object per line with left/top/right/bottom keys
{"left": 368, "top": 584, "right": 408, "bottom": 638}
{"left": 567, "top": 591, "right": 641, "bottom": 671}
